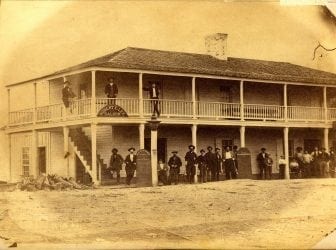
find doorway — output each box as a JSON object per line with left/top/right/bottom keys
{"left": 145, "top": 138, "right": 167, "bottom": 163}
{"left": 38, "top": 147, "right": 46, "bottom": 175}
{"left": 304, "top": 139, "right": 321, "bottom": 153}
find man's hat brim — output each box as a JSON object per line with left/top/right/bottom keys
{"left": 128, "top": 147, "right": 135, "bottom": 152}
{"left": 188, "top": 145, "right": 195, "bottom": 149}
{"left": 172, "top": 151, "right": 178, "bottom": 154}
{"left": 112, "top": 148, "right": 118, "bottom": 152}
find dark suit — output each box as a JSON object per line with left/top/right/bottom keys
{"left": 125, "top": 154, "right": 137, "bottom": 185}
{"left": 257, "top": 152, "right": 269, "bottom": 180}
{"left": 205, "top": 151, "right": 216, "bottom": 181}
{"left": 104, "top": 83, "right": 118, "bottom": 104}
{"left": 143, "top": 86, "right": 160, "bottom": 117}
{"left": 109, "top": 153, "right": 123, "bottom": 183}
{"left": 185, "top": 151, "right": 197, "bottom": 183}
{"left": 168, "top": 155, "right": 182, "bottom": 184}
{"left": 214, "top": 153, "right": 222, "bottom": 181}
{"left": 62, "top": 86, "right": 75, "bottom": 108}
{"left": 197, "top": 155, "right": 207, "bottom": 183}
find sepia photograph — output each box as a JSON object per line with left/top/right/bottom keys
{"left": 1, "top": 0, "right": 336, "bottom": 249}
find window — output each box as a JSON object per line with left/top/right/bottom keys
{"left": 22, "top": 147, "right": 30, "bottom": 177}
{"left": 222, "top": 139, "right": 233, "bottom": 150}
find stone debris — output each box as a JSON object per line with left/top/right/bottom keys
{"left": 17, "top": 174, "right": 94, "bottom": 191}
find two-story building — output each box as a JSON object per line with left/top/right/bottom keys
{"left": 5, "top": 34, "right": 336, "bottom": 184}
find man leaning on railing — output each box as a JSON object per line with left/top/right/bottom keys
{"left": 62, "top": 80, "right": 76, "bottom": 118}
{"left": 104, "top": 77, "right": 118, "bottom": 105}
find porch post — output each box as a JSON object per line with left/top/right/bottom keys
{"left": 323, "top": 86, "right": 328, "bottom": 122}
{"left": 283, "top": 127, "right": 290, "bottom": 179}
{"left": 240, "top": 80, "right": 244, "bottom": 121}
{"left": 91, "top": 123, "right": 98, "bottom": 184}
{"left": 240, "top": 126, "right": 246, "bottom": 148}
{"left": 7, "top": 89, "right": 10, "bottom": 125}
{"left": 31, "top": 130, "right": 38, "bottom": 178}
{"left": 324, "top": 128, "right": 329, "bottom": 151}
{"left": 8, "top": 134, "right": 12, "bottom": 182}
{"left": 139, "top": 73, "right": 144, "bottom": 117}
{"left": 192, "top": 124, "right": 198, "bottom": 183}
{"left": 139, "top": 123, "right": 145, "bottom": 149}
{"left": 192, "top": 77, "right": 196, "bottom": 119}
{"left": 63, "top": 126, "right": 69, "bottom": 177}
{"left": 33, "top": 82, "right": 37, "bottom": 124}
{"left": 284, "top": 84, "right": 288, "bottom": 122}
{"left": 91, "top": 71, "right": 96, "bottom": 118}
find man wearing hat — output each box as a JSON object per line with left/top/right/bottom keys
{"left": 257, "top": 147, "right": 269, "bottom": 180}
{"left": 214, "top": 147, "right": 222, "bottom": 181}
{"left": 223, "top": 146, "right": 237, "bottom": 180}
{"left": 205, "top": 146, "right": 216, "bottom": 181}
{"left": 168, "top": 151, "right": 182, "bottom": 185}
{"left": 185, "top": 145, "right": 197, "bottom": 184}
{"left": 104, "top": 77, "right": 118, "bottom": 105}
{"left": 62, "top": 80, "right": 76, "bottom": 115}
{"left": 143, "top": 81, "right": 160, "bottom": 117}
{"left": 125, "top": 147, "right": 137, "bottom": 185}
{"left": 197, "top": 149, "right": 207, "bottom": 183}
{"left": 109, "top": 148, "right": 124, "bottom": 183}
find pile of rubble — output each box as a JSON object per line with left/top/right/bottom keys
{"left": 18, "top": 174, "right": 94, "bottom": 191}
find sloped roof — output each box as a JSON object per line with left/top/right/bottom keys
{"left": 8, "top": 47, "right": 336, "bottom": 86}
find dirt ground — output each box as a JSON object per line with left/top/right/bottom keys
{"left": 1, "top": 178, "right": 336, "bottom": 249}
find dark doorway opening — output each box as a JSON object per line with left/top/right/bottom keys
{"left": 145, "top": 138, "right": 167, "bottom": 163}
{"left": 38, "top": 147, "right": 46, "bottom": 175}
{"left": 304, "top": 139, "right": 321, "bottom": 153}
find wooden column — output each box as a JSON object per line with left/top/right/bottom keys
{"left": 284, "top": 84, "right": 288, "bottom": 122}
{"left": 91, "top": 123, "right": 98, "bottom": 184}
{"left": 323, "top": 86, "right": 328, "bottom": 122}
{"left": 192, "top": 77, "right": 196, "bottom": 119}
{"left": 240, "top": 126, "right": 246, "bottom": 148}
{"left": 192, "top": 124, "right": 198, "bottom": 183}
{"left": 33, "top": 82, "right": 37, "bottom": 124}
{"left": 151, "top": 128, "right": 158, "bottom": 186}
{"left": 63, "top": 126, "right": 69, "bottom": 177}
{"left": 240, "top": 80, "right": 244, "bottom": 121}
{"left": 139, "top": 73, "right": 144, "bottom": 117}
{"left": 8, "top": 134, "right": 12, "bottom": 182}
{"left": 31, "top": 130, "right": 38, "bottom": 178}
{"left": 7, "top": 89, "right": 10, "bottom": 125}
{"left": 91, "top": 71, "right": 96, "bottom": 118}
{"left": 139, "top": 123, "right": 145, "bottom": 149}
{"left": 324, "top": 128, "right": 329, "bottom": 152}
{"left": 284, "top": 127, "right": 290, "bottom": 179}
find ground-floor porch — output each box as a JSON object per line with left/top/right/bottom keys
{"left": 6, "top": 123, "right": 336, "bottom": 184}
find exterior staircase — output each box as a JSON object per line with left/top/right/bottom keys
{"left": 69, "top": 128, "right": 111, "bottom": 184}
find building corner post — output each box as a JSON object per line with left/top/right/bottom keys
{"left": 91, "top": 123, "right": 99, "bottom": 185}
{"left": 284, "top": 127, "right": 290, "bottom": 180}
{"left": 192, "top": 124, "right": 198, "bottom": 183}
{"left": 139, "top": 73, "right": 144, "bottom": 118}
{"left": 240, "top": 126, "right": 246, "bottom": 148}
{"left": 63, "top": 126, "right": 70, "bottom": 177}
{"left": 324, "top": 128, "right": 329, "bottom": 152}
{"left": 284, "top": 84, "right": 288, "bottom": 122}
{"left": 240, "top": 80, "right": 244, "bottom": 121}
{"left": 91, "top": 70, "right": 97, "bottom": 118}
{"left": 323, "top": 86, "right": 328, "bottom": 123}
{"left": 139, "top": 123, "right": 145, "bottom": 149}
{"left": 192, "top": 77, "right": 197, "bottom": 119}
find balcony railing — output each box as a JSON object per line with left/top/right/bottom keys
{"left": 197, "top": 102, "right": 240, "bottom": 119}
{"left": 7, "top": 98, "right": 336, "bottom": 126}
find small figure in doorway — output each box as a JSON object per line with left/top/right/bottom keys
{"left": 109, "top": 148, "right": 124, "bottom": 184}
{"left": 125, "top": 147, "right": 137, "bottom": 185}
{"left": 104, "top": 77, "right": 118, "bottom": 105}
{"left": 257, "top": 147, "right": 269, "bottom": 180}
{"left": 223, "top": 146, "right": 237, "bottom": 180}
{"left": 158, "top": 160, "right": 169, "bottom": 185}
{"left": 205, "top": 146, "right": 216, "bottom": 181}
{"left": 266, "top": 153, "right": 273, "bottom": 180}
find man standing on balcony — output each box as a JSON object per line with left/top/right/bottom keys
{"left": 143, "top": 81, "right": 160, "bottom": 117}
{"left": 125, "top": 147, "right": 137, "bottom": 185}
{"left": 185, "top": 145, "right": 197, "bottom": 184}
{"left": 109, "top": 148, "right": 124, "bottom": 184}
{"left": 104, "top": 77, "right": 118, "bottom": 105}
{"left": 62, "top": 80, "right": 76, "bottom": 115}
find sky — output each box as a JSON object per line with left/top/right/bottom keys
{"left": 0, "top": 0, "right": 336, "bottom": 125}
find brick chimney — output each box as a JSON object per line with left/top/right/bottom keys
{"left": 205, "top": 33, "right": 228, "bottom": 60}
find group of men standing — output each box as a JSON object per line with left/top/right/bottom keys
{"left": 293, "top": 146, "right": 336, "bottom": 178}
{"left": 166, "top": 145, "right": 239, "bottom": 185}
{"left": 108, "top": 147, "right": 137, "bottom": 185}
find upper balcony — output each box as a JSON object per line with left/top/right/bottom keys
{"left": 7, "top": 97, "right": 336, "bottom": 128}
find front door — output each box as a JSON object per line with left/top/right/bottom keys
{"left": 38, "top": 147, "right": 46, "bottom": 175}
{"left": 304, "top": 139, "right": 321, "bottom": 153}
{"left": 145, "top": 138, "right": 167, "bottom": 163}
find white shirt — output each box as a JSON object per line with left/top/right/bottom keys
{"left": 130, "top": 154, "right": 134, "bottom": 162}
{"left": 225, "top": 151, "right": 232, "bottom": 159}
{"left": 152, "top": 87, "right": 157, "bottom": 98}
